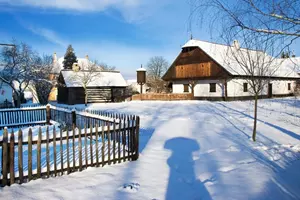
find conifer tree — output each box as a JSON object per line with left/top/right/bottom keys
{"left": 63, "top": 45, "right": 78, "bottom": 70}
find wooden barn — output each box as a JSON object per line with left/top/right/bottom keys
{"left": 163, "top": 39, "right": 300, "bottom": 100}
{"left": 57, "top": 70, "right": 127, "bottom": 104}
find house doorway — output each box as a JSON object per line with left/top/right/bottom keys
{"left": 268, "top": 83, "right": 272, "bottom": 98}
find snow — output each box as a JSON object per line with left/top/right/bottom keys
{"left": 61, "top": 70, "right": 127, "bottom": 88}
{"left": 1, "top": 98, "right": 300, "bottom": 199}
{"left": 183, "top": 39, "right": 300, "bottom": 78}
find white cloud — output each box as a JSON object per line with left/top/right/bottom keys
{"left": 0, "top": 0, "right": 170, "bottom": 23}
{"left": 27, "top": 26, "right": 68, "bottom": 47}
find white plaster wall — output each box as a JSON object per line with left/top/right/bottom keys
{"left": 227, "top": 78, "right": 296, "bottom": 97}
{"left": 172, "top": 80, "right": 224, "bottom": 97}
{"left": 0, "top": 83, "right": 13, "bottom": 103}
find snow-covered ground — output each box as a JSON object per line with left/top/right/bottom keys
{"left": 1, "top": 98, "right": 300, "bottom": 200}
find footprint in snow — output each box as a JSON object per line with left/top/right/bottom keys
{"left": 118, "top": 183, "right": 140, "bottom": 193}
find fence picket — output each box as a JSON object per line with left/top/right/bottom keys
{"left": 122, "top": 116, "right": 126, "bottom": 162}
{"left": 9, "top": 131, "right": 15, "bottom": 185}
{"left": 107, "top": 122, "right": 111, "bottom": 165}
{"left": 118, "top": 116, "right": 121, "bottom": 163}
{"left": 18, "top": 129, "right": 24, "bottom": 184}
{"left": 72, "top": 126, "right": 76, "bottom": 171}
{"left": 90, "top": 123, "right": 93, "bottom": 166}
{"left": 127, "top": 116, "right": 130, "bottom": 160}
{"left": 84, "top": 125, "right": 88, "bottom": 168}
{"left": 46, "top": 126, "right": 50, "bottom": 178}
{"left": 113, "top": 121, "right": 116, "bottom": 164}
{"left": 37, "top": 127, "right": 42, "bottom": 179}
{"left": 28, "top": 128, "right": 33, "bottom": 181}
{"left": 101, "top": 124, "right": 105, "bottom": 167}
{"left": 60, "top": 128, "right": 63, "bottom": 176}
{"left": 134, "top": 116, "right": 140, "bottom": 161}
{"left": 78, "top": 127, "right": 83, "bottom": 171}
{"left": 2, "top": 128, "right": 8, "bottom": 186}
{"left": 66, "top": 130, "right": 70, "bottom": 174}
{"left": 95, "top": 123, "right": 99, "bottom": 167}
{"left": 53, "top": 126, "right": 57, "bottom": 177}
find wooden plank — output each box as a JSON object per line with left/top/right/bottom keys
{"left": 1, "top": 128, "right": 8, "bottom": 186}
{"left": 90, "top": 124, "right": 93, "bottom": 166}
{"left": 66, "top": 130, "right": 70, "bottom": 174}
{"left": 72, "top": 126, "right": 76, "bottom": 172}
{"left": 101, "top": 123, "right": 105, "bottom": 167}
{"left": 37, "top": 127, "right": 42, "bottom": 179}
{"left": 46, "top": 126, "right": 50, "bottom": 178}
{"left": 107, "top": 122, "right": 111, "bottom": 165}
{"left": 95, "top": 123, "right": 99, "bottom": 167}
{"left": 28, "top": 128, "right": 32, "bottom": 181}
{"left": 113, "top": 121, "right": 116, "bottom": 164}
{"left": 134, "top": 116, "right": 140, "bottom": 161}
{"left": 127, "top": 116, "right": 130, "bottom": 160}
{"left": 131, "top": 116, "right": 136, "bottom": 160}
{"left": 53, "top": 126, "right": 57, "bottom": 177}
{"left": 84, "top": 125, "right": 88, "bottom": 168}
{"left": 18, "top": 129, "right": 24, "bottom": 184}
{"left": 78, "top": 127, "right": 83, "bottom": 171}
{"left": 60, "top": 128, "right": 63, "bottom": 176}
{"left": 9, "top": 130, "right": 15, "bottom": 185}
{"left": 122, "top": 116, "right": 126, "bottom": 162}
{"left": 117, "top": 115, "right": 121, "bottom": 163}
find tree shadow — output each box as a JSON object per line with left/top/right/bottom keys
{"left": 164, "top": 137, "right": 212, "bottom": 200}
{"left": 216, "top": 102, "right": 300, "bottom": 141}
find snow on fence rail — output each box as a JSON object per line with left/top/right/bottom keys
{"left": 0, "top": 106, "right": 140, "bottom": 187}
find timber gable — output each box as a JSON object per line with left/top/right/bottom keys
{"left": 163, "top": 47, "right": 231, "bottom": 81}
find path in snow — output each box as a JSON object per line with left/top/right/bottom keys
{"left": 1, "top": 98, "right": 300, "bottom": 200}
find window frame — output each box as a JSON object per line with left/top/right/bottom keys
{"left": 209, "top": 83, "right": 216, "bottom": 93}
{"left": 243, "top": 83, "right": 248, "bottom": 92}
{"left": 183, "top": 84, "right": 189, "bottom": 93}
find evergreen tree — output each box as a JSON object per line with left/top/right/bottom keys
{"left": 63, "top": 45, "right": 78, "bottom": 70}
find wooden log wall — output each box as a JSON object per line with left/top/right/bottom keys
{"left": 0, "top": 115, "right": 140, "bottom": 187}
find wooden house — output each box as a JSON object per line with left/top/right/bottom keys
{"left": 163, "top": 39, "right": 300, "bottom": 100}
{"left": 57, "top": 70, "right": 127, "bottom": 104}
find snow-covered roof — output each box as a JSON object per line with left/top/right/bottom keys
{"left": 136, "top": 67, "right": 146, "bottom": 72}
{"left": 61, "top": 70, "right": 127, "bottom": 88}
{"left": 183, "top": 39, "right": 300, "bottom": 78}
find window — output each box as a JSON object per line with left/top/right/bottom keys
{"left": 183, "top": 84, "right": 189, "bottom": 93}
{"left": 209, "top": 83, "right": 216, "bottom": 93}
{"left": 243, "top": 83, "right": 248, "bottom": 92}
{"left": 288, "top": 83, "right": 291, "bottom": 90}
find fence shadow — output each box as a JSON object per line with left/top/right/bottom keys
{"left": 164, "top": 137, "right": 212, "bottom": 200}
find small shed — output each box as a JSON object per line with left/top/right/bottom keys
{"left": 57, "top": 70, "right": 127, "bottom": 104}
{"left": 0, "top": 82, "right": 13, "bottom": 108}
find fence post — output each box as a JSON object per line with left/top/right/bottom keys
{"left": 46, "top": 104, "right": 51, "bottom": 124}
{"left": 132, "top": 116, "right": 140, "bottom": 161}
{"left": 2, "top": 128, "right": 8, "bottom": 186}
{"left": 72, "top": 109, "right": 76, "bottom": 128}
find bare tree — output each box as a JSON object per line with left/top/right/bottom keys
{"left": 223, "top": 31, "right": 282, "bottom": 141}
{"left": 0, "top": 41, "right": 36, "bottom": 107}
{"left": 99, "top": 62, "right": 116, "bottom": 71}
{"left": 193, "top": 0, "right": 300, "bottom": 40}
{"left": 146, "top": 56, "right": 169, "bottom": 93}
{"left": 31, "top": 55, "right": 55, "bottom": 104}
{"left": 70, "top": 61, "right": 101, "bottom": 106}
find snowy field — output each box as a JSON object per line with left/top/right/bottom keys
{"left": 1, "top": 98, "right": 300, "bottom": 200}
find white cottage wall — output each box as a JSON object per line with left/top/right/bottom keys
{"left": 0, "top": 83, "right": 13, "bottom": 103}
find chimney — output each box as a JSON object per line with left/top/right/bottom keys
{"left": 53, "top": 52, "right": 57, "bottom": 63}
{"left": 233, "top": 40, "right": 240, "bottom": 50}
{"left": 85, "top": 54, "right": 89, "bottom": 60}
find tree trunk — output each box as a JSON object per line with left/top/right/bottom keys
{"left": 16, "top": 95, "right": 21, "bottom": 108}
{"left": 252, "top": 94, "right": 258, "bottom": 141}
{"left": 84, "top": 88, "right": 87, "bottom": 107}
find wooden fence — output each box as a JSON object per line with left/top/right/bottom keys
{"left": 0, "top": 105, "right": 140, "bottom": 187}
{"left": 132, "top": 93, "right": 194, "bottom": 101}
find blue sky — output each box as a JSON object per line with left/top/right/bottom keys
{"left": 1, "top": 0, "right": 300, "bottom": 79}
